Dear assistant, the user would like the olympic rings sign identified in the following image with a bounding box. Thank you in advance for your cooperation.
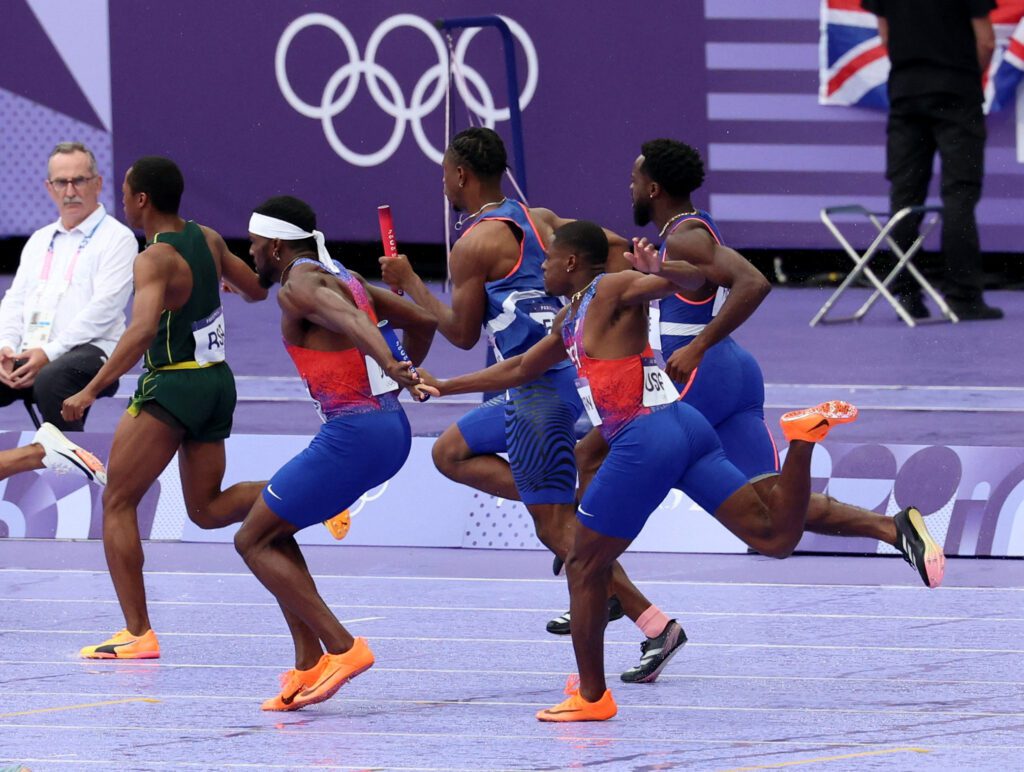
[275,13,539,167]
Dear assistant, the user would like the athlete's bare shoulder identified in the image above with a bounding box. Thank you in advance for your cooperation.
[137,239,179,269]
[451,219,519,278]
[525,206,566,243]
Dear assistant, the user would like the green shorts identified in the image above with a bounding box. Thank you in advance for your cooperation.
[128,362,236,442]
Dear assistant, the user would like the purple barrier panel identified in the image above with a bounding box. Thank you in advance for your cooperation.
[7,2,1022,248]
[0,431,158,539]
[107,1,706,245]
[793,442,1024,557]
[3,431,1023,557]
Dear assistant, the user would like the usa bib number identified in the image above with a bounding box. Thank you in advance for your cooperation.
[191,307,226,365]
[642,363,679,407]
[575,377,602,426]
[365,355,399,395]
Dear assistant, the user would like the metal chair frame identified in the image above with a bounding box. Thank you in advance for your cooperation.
[810,204,958,328]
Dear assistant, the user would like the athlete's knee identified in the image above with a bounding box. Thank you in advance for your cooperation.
[530,504,575,556]
[101,481,144,516]
[742,502,800,559]
[431,431,471,478]
[233,521,260,560]
[565,546,612,590]
[756,517,800,558]
[189,509,220,530]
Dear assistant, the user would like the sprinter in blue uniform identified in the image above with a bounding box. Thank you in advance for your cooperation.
[417,220,859,722]
[560,141,947,683]
[379,128,660,637]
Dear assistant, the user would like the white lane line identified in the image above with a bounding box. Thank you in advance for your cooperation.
[0,761,482,772]
[2,655,1015,683]
[0,763,458,772]
[0,660,1021,687]
[3,598,1022,623]
[1,630,1021,654]
[3,691,1022,718]
[0,568,1019,591]
[771,383,1024,393]
[2,723,1023,751]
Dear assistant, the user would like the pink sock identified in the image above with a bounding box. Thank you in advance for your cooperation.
[636,605,670,638]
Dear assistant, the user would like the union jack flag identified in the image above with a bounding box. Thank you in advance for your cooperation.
[819,0,1024,114]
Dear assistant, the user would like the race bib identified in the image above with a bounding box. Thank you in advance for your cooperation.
[642,363,679,408]
[529,309,556,334]
[575,377,602,426]
[647,301,661,351]
[191,307,226,366]
[304,381,327,424]
[365,355,399,395]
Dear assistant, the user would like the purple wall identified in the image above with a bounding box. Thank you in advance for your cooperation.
[4,1,1022,250]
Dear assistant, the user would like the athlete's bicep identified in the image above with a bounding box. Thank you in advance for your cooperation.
[618,274,681,305]
[699,245,766,291]
[446,244,488,347]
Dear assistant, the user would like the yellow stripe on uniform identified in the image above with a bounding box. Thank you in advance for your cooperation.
[153,360,217,371]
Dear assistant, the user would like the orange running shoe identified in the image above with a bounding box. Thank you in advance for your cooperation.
[261,658,329,711]
[779,400,858,443]
[323,510,351,540]
[79,628,160,659]
[536,675,617,722]
[293,638,375,708]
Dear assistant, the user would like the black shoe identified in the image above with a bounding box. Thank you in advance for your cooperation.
[620,619,687,683]
[947,299,1003,321]
[552,555,564,576]
[893,507,945,588]
[896,291,929,319]
[545,596,624,635]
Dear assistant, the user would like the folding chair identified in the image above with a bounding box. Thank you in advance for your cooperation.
[810,204,958,327]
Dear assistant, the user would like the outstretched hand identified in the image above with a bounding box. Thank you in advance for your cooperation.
[385,360,440,402]
[624,237,662,274]
[411,366,442,401]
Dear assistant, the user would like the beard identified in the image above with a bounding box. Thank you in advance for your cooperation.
[257,267,275,289]
[632,199,652,227]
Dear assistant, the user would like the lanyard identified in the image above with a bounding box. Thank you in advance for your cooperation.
[39,213,106,285]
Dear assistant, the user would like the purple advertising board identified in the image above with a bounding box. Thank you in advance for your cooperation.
[3,0,1023,250]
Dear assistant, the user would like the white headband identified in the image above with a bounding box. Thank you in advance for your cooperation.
[248,212,339,274]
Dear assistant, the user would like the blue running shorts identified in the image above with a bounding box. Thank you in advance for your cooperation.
[262,409,412,529]
[453,366,581,506]
[456,393,508,455]
[505,366,582,506]
[578,401,748,541]
[678,337,779,480]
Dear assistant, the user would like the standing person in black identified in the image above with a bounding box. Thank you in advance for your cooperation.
[863,0,1000,321]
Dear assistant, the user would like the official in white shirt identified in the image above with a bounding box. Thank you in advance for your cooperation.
[0,141,137,431]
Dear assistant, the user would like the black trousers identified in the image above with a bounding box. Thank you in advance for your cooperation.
[0,343,118,431]
[886,92,986,302]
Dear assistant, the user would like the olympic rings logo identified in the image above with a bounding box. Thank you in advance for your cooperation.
[275,13,539,167]
[347,482,389,518]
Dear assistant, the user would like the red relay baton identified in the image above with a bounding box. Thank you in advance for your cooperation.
[378,204,403,295]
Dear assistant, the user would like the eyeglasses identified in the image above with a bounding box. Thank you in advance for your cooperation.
[47,176,97,190]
